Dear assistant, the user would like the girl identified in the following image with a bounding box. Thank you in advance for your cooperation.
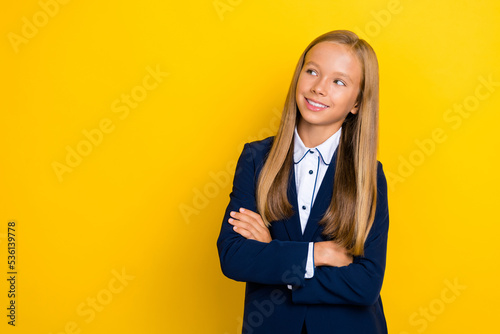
[217,30,389,334]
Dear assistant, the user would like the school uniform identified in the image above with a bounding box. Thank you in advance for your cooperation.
[217,127,389,334]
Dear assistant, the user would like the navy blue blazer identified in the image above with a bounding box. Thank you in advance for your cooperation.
[217,136,389,334]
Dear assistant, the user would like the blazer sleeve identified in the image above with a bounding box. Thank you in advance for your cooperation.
[216,142,311,285]
[291,161,390,306]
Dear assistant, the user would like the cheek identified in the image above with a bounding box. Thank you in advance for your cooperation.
[340,89,359,106]
[295,77,304,93]
[296,73,311,92]
[295,80,305,101]
[350,89,361,105]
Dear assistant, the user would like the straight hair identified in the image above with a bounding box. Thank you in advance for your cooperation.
[256,30,379,256]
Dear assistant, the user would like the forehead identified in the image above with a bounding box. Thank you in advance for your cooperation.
[304,42,362,81]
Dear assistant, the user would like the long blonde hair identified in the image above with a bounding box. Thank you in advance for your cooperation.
[256,30,379,256]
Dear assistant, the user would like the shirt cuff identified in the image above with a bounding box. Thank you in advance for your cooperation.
[305,242,315,278]
[287,242,315,290]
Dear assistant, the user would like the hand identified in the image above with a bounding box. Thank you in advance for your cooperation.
[314,241,353,267]
[228,208,272,243]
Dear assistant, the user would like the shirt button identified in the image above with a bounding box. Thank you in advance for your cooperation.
[309,170,313,174]
[302,205,307,210]
[309,150,314,154]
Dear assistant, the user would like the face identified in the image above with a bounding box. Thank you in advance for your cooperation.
[295,41,362,134]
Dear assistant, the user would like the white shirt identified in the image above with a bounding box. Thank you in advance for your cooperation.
[287,126,342,290]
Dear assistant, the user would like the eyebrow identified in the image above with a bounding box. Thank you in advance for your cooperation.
[304,61,353,82]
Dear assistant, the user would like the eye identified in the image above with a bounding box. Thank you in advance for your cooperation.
[306,69,318,76]
[334,79,346,86]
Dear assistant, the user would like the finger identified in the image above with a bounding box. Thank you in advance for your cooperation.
[228,217,271,243]
[232,216,264,239]
[239,208,266,227]
[229,211,269,239]
[234,226,254,239]
[230,211,260,228]
[228,216,254,230]
[228,217,260,239]
[228,220,256,240]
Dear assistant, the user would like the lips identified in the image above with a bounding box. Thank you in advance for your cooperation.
[304,97,329,111]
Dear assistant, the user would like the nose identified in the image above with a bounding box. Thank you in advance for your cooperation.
[311,79,327,96]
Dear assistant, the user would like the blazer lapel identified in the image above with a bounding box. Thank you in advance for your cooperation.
[302,147,339,241]
[281,166,304,241]
[280,147,339,242]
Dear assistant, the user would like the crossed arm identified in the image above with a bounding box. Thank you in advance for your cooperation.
[217,142,389,306]
[227,207,353,267]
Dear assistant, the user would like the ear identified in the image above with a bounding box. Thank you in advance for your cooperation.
[350,101,360,115]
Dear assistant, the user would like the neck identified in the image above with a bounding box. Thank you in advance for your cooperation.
[297,121,341,148]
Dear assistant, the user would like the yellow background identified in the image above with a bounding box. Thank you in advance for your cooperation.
[1,0,499,333]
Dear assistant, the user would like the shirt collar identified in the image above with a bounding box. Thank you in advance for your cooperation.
[293,126,342,165]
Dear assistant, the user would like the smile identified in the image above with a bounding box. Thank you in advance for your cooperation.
[305,97,329,110]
